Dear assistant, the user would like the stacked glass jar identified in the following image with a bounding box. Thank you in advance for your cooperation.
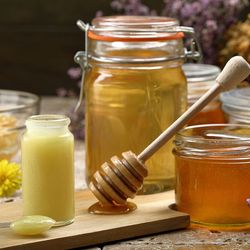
[183,63,225,125]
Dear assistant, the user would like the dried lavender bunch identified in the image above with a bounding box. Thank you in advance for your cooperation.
[219,14,250,84]
[110,0,247,64]
[219,14,250,66]
[111,0,157,15]
[162,0,246,64]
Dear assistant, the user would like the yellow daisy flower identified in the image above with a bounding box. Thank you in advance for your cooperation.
[0,160,21,197]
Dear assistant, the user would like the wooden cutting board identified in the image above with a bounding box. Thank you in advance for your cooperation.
[0,190,189,250]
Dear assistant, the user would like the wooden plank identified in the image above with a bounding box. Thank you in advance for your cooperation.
[0,190,189,250]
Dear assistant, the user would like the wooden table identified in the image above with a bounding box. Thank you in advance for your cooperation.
[6,96,250,249]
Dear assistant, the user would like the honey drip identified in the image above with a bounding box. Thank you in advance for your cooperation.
[88,202,137,215]
[88,151,147,214]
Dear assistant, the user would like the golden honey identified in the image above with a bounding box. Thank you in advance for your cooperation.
[174,124,250,230]
[76,16,201,194]
[188,101,225,125]
[85,63,187,194]
[88,201,137,215]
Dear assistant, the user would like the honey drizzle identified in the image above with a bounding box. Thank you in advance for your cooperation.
[88,202,137,215]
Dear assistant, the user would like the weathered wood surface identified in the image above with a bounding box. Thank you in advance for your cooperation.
[103,230,250,250]
[2,97,250,250]
[0,190,189,250]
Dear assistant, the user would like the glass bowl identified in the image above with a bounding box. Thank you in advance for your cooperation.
[0,90,40,161]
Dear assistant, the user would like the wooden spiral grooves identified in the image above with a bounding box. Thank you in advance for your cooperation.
[89,151,147,206]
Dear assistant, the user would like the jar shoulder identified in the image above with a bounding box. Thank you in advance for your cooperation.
[85,65,187,86]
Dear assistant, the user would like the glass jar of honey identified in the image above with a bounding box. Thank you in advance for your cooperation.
[183,63,225,125]
[220,87,250,124]
[173,124,250,230]
[75,16,201,194]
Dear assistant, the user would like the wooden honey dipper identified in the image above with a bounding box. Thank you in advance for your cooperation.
[88,56,250,214]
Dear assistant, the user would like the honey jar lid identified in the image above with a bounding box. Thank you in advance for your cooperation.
[183,63,221,104]
[220,87,250,111]
[89,16,184,42]
[183,63,221,82]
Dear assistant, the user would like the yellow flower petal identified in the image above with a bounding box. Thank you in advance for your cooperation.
[0,160,21,197]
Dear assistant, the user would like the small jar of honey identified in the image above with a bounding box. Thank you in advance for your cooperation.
[183,63,225,125]
[173,124,250,230]
[75,16,201,194]
[220,87,250,124]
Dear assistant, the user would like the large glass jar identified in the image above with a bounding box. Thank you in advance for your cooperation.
[75,16,201,194]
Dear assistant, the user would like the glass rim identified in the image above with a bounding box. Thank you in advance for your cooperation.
[175,124,250,144]
[220,87,250,110]
[183,63,221,82]
[174,124,250,159]
[0,89,40,113]
[92,15,179,29]
[89,15,184,42]
[26,115,70,127]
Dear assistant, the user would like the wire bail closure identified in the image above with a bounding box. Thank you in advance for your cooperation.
[74,21,89,111]
[74,20,202,111]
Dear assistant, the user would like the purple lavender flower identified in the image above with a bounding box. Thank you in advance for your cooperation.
[180,3,194,18]
[247,198,250,208]
[67,67,82,80]
[164,0,246,64]
[67,102,85,140]
[95,10,103,17]
[111,0,156,16]
[110,0,247,64]
[56,88,68,97]
[191,2,202,14]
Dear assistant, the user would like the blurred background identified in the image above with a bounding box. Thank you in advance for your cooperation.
[0,0,249,96]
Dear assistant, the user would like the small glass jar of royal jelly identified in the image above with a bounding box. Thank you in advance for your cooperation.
[75,16,201,194]
[220,87,250,124]
[173,124,250,231]
[183,63,225,125]
[22,115,75,226]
